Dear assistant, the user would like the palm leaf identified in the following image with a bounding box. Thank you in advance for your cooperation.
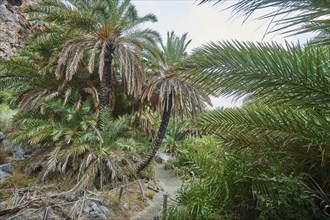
[186,41,330,111]
[197,105,330,164]
[199,0,330,45]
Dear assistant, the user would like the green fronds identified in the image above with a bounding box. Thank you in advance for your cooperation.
[187,41,330,111]
[142,74,211,118]
[142,32,211,117]
[12,100,97,147]
[13,102,141,190]
[161,31,191,67]
[199,0,330,45]
[162,119,196,152]
[26,0,160,104]
[130,105,160,135]
[197,105,330,164]
[0,54,60,111]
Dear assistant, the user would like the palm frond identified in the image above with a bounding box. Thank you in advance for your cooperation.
[197,105,330,164]
[186,41,330,111]
[199,0,330,45]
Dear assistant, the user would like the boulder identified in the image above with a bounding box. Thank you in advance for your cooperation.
[0,169,11,179]
[99,205,110,215]
[0,163,12,172]
[2,139,25,160]
[83,200,111,219]
[154,152,171,164]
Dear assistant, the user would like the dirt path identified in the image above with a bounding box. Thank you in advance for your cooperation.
[131,164,182,220]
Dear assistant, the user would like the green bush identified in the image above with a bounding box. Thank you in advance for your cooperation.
[166,136,325,220]
[12,100,148,190]
[0,103,16,130]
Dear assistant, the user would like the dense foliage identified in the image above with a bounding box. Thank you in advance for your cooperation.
[164,0,330,219]
[167,136,326,219]
[0,0,329,219]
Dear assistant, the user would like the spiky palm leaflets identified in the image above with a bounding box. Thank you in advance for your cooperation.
[187,41,330,107]
[162,119,195,153]
[26,0,160,109]
[0,51,59,111]
[171,1,330,216]
[199,0,330,46]
[134,32,211,173]
[0,47,100,112]
[13,101,140,190]
[188,42,330,170]
[178,40,330,220]
[188,41,330,185]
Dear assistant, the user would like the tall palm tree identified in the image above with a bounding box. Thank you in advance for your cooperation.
[134,32,211,173]
[26,0,160,110]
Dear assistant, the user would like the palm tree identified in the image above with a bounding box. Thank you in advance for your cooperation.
[134,32,211,173]
[26,0,160,110]
[14,101,141,190]
[0,49,99,111]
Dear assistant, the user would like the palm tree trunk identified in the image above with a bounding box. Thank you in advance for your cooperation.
[134,95,173,173]
[99,43,115,110]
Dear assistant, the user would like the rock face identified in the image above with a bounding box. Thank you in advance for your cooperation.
[0,0,30,59]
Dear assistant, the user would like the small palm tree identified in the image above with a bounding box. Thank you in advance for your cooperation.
[162,119,193,153]
[0,49,99,111]
[27,0,160,110]
[134,32,211,173]
[13,101,141,190]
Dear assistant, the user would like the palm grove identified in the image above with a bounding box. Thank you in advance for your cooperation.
[0,0,329,219]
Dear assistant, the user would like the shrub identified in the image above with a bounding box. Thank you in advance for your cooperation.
[12,100,146,190]
[0,103,16,131]
[166,136,326,220]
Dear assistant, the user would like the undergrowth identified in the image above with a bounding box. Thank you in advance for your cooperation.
[166,136,327,220]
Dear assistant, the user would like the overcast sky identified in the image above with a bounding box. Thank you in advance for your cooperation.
[131,0,314,108]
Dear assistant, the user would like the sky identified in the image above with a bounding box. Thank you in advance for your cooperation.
[131,0,314,108]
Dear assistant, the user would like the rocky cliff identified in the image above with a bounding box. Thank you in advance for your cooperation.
[0,0,30,59]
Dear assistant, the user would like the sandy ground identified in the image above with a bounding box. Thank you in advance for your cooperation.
[131,164,182,220]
